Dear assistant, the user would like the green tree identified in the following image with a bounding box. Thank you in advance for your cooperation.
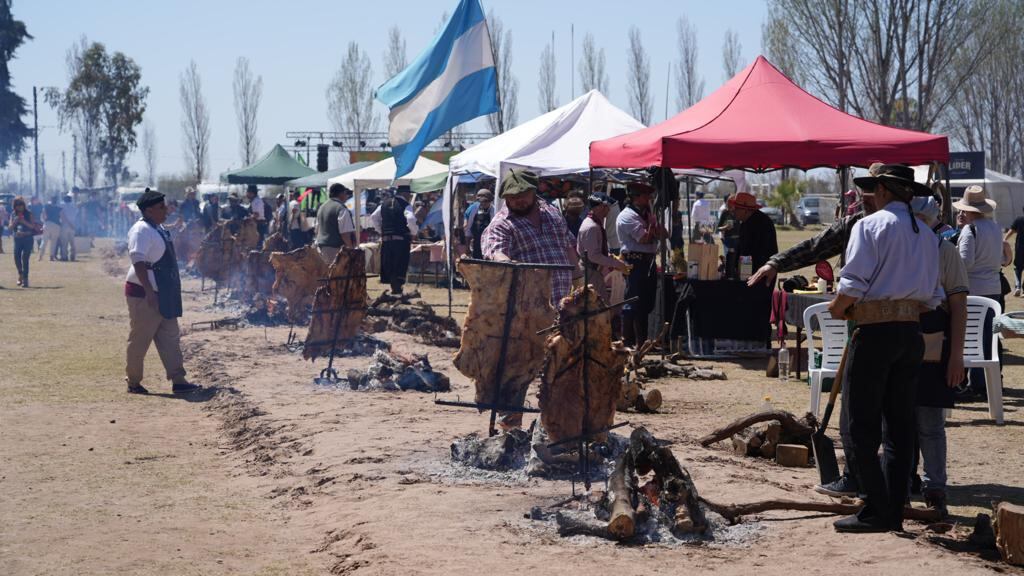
[768,178,805,226]
[46,39,148,187]
[0,0,32,167]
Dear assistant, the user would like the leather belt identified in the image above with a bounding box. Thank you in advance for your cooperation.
[381,235,410,242]
[849,299,926,325]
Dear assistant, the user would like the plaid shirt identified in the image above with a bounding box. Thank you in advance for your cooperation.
[482,200,575,305]
[768,212,864,273]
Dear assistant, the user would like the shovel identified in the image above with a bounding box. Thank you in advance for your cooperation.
[812,329,856,486]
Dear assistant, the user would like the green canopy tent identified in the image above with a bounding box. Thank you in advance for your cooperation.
[221,144,316,185]
[410,171,449,194]
[284,162,373,189]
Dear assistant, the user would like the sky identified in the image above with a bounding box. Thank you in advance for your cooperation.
[5,0,768,188]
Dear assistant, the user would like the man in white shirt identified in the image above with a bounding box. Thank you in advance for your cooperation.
[287,189,306,249]
[124,189,199,395]
[246,185,267,247]
[368,189,419,294]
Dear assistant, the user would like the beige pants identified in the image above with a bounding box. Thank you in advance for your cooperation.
[318,245,340,266]
[60,223,76,259]
[40,225,61,259]
[126,296,186,386]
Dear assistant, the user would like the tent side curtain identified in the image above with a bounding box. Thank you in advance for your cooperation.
[410,171,449,193]
[589,55,949,171]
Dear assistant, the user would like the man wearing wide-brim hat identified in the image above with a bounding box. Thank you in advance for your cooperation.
[615,182,669,346]
[953,184,1004,399]
[728,191,777,276]
[829,163,942,533]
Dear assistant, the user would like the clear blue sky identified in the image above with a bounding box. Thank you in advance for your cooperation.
[6,0,767,185]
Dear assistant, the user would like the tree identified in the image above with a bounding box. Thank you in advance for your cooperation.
[674,16,703,111]
[626,26,652,125]
[722,29,743,79]
[486,10,518,134]
[579,33,608,94]
[46,38,147,188]
[538,34,558,112]
[232,56,262,166]
[762,13,803,85]
[0,0,32,167]
[326,42,378,145]
[383,26,407,79]
[179,60,210,184]
[767,179,805,226]
[141,120,156,185]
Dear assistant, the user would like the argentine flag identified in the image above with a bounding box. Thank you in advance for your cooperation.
[377,0,498,179]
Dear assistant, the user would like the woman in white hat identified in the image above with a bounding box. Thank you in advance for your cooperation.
[953,184,1003,398]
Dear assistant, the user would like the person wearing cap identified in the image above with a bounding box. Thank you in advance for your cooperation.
[577,192,628,304]
[563,195,586,237]
[615,182,669,346]
[200,192,221,233]
[892,195,968,516]
[829,164,942,533]
[369,188,418,294]
[315,183,357,265]
[223,191,248,234]
[123,189,199,395]
[466,189,494,259]
[730,192,777,277]
[60,193,78,262]
[481,168,577,307]
[954,185,1003,399]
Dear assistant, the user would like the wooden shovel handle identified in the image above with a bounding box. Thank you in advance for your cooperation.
[819,328,857,429]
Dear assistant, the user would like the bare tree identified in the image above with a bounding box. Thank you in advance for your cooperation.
[762,13,803,84]
[538,35,558,112]
[141,120,156,185]
[326,42,378,145]
[579,33,608,94]
[383,26,407,79]
[626,26,653,125]
[486,10,518,134]
[54,38,101,187]
[179,60,210,184]
[722,29,743,79]
[232,56,262,167]
[674,16,704,111]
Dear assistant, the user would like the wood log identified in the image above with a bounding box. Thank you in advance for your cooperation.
[607,446,636,540]
[700,497,943,525]
[995,502,1024,565]
[629,427,707,533]
[776,444,810,467]
[636,389,662,412]
[556,510,613,539]
[731,428,761,457]
[699,410,816,447]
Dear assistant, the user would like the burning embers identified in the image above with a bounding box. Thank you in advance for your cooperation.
[363,291,461,347]
[341,349,450,393]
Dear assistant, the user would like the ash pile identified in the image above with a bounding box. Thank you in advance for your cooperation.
[364,291,461,347]
[339,349,450,393]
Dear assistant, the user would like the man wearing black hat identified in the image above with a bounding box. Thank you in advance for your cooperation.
[123,189,199,395]
[200,192,220,233]
[577,192,627,304]
[615,182,668,347]
[829,164,941,533]
[369,188,418,294]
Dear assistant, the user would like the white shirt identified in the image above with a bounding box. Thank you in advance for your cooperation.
[125,219,166,291]
[691,199,712,225]
[337,204,356,235]
[288,200,302,230]
[605,203,621,251]
[249,196,266,221]
[369,203,419,236]
[616,205,658,254]
[958,216,1003,296]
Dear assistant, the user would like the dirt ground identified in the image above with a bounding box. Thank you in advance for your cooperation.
[1,232,1022,576]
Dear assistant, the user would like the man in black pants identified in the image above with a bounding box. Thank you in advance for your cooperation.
[829,164,941,533]
[615,182,668,347]
[369,189,418,294]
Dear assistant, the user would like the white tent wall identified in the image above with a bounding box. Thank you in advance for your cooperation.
[912,166,1024,229]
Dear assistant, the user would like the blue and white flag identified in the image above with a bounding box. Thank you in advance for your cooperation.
[377,0,498,179]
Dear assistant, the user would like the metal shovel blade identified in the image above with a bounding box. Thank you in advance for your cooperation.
[812,431,840,486]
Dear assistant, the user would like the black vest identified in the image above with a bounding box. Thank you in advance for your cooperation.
[380,196,410,238]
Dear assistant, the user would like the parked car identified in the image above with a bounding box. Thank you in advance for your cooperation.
[760,206,784,225]
[796,196,821,225]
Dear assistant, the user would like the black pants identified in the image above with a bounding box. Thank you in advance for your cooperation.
[14,235,33,280]
[621,252,656,346]
[380,238,411,294]
[289,229,306,250]
[846,322,923,526]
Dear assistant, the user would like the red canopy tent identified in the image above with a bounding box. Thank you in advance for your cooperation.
[590,56,949,171]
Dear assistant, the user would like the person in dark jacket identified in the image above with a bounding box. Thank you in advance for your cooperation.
[200,193,220,232]
[731,192,778,275]
[369,189,418,294]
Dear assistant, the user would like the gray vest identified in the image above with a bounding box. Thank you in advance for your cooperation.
[315,198,345,248]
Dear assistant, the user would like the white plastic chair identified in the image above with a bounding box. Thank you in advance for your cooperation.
[963,295,1003,424]
[803,302,849,418]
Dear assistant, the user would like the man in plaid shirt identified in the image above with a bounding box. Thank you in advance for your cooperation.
[482,169,577,306]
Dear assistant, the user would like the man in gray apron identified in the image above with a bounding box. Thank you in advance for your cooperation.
[124,189,199,395]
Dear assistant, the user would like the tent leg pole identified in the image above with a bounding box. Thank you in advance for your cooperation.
[943,164,952,226]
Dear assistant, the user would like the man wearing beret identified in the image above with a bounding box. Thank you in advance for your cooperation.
[481,168,577,307]
[123,189,199,395]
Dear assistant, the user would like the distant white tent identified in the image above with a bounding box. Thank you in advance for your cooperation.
[914,166,1024,228]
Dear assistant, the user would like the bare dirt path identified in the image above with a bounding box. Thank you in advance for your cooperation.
[2,238,1022,575]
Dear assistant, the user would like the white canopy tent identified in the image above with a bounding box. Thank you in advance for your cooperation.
[913,166,1024,228]
[442,90,645,244]
[327,155,447,235]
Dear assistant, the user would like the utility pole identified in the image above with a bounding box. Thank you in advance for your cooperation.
[570,24,575,99]
[72,133,78,188]
[33,86,39,199]
[62,150,67,192]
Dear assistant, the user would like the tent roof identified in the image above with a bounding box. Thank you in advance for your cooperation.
[590,56,949,172]
[410,171,449,193]
[284,162,373,188]
[327,155,447,193]
[450,90,644,178]
[223,144,316,184]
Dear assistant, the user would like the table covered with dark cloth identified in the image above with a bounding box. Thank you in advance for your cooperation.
[778,291,833,329]
[674,279,772,342]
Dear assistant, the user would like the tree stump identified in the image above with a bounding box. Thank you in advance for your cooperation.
[995,502,1024,566]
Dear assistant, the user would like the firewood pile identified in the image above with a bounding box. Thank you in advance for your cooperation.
[699,409,816,465]
[363,291,461,347]
[341,349,450,393]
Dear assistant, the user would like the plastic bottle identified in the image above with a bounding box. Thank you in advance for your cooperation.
[778,347,790,382]
[817,277,828,293]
